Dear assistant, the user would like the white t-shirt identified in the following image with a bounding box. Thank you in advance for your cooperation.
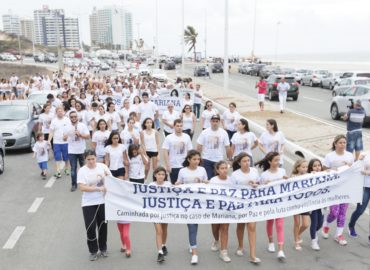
[201,109,219,129]
[222,110,240,131]
[65,122,90,154]
[120,129,140,148]
[182,113,194,131]
[149,181,172,187]
[162,133,193,168]
[128,155,147,179]
[119,108,132,125]
[209,176,233,185]
[49,117,70,144]
[362,151,370,187]
[39,112,54,134]
[138,101,158,122]
[259,131,286,154]
[193,89,203,104]
[231,131,257,157]
[323,151,354,170]
[178,167,208,184]
[260,168,286,184]
[107,111,121,130]
[92,130,111,157]
[77,163,111,207]
[231,168,259,185]
[197,128,230,162]
[142,130,157,152]
[105,144,127,170]
[32,141,49,163]
[96,113,112,126]
[162,110,180,133]
[87,110,99,131]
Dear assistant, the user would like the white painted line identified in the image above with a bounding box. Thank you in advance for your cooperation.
[3,226,25,249]
[27,197,44,213]
[302,96,324,102]
[44,177,56,188]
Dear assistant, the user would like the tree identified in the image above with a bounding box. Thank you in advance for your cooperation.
[184,26,198,61]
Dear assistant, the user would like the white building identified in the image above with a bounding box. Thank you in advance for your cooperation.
[89,6,133,50]
[2,12,20,35]
[20,19,34,41]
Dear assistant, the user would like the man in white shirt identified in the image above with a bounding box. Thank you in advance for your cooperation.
[9,73,18,97]
[193,84,203,121]
[277,77,290,113]
[137,92,159,124]
[163,119,193,184]
[196,114,231,179]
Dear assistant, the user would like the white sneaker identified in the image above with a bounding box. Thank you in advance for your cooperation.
[267,243,275,253]
[189,247,192,254]
[211,241,219,251]
[322,226,330,239]
[311,239,320,251]
[191,255,198,265]
[235,249,244,256]
[277,250,286,260]
[335,235,347,246]
[219,250,231,263]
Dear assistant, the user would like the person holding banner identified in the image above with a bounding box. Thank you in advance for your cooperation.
[77,149,111,261]
[181,105,196,140]
[149,167,171,263]
[256,152,288,261]
[162,102,180,137]
[210,161,233,262]
[231,153,261,264]
[163,119,193,184]
[176,150,208,265]
[200,101,219,130]
[140,118,160,179]
[322,134,354,245]
[127,144,148,184]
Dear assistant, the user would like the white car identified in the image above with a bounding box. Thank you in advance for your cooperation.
[139,65,150,75]
[151,69,168,82]
[330,85,370,123]
[340,71,370,79]
[320,72,343,90]
[332,77,370,97]
[301,70,329,87]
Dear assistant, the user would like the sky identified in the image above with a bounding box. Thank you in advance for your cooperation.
[1,0,370,58]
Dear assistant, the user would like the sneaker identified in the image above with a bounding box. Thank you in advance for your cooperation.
[125,251,131,258]
[100,250,108,257]
[219,250,231,263]
[89,253,98,261]
[277,250,286,261]
[294,242,302,251]
[42,173,47,180]
[249,257,262,264]
[191,254,198,265]
[311,239,320,251]
[54,172,62,178]
[322,226,330,239]
[64,168,70,176]
[235,249,244,256]
[267,242,275,253]
[211,240,219,251]
[70,185,77,192]
[162,245,168,255]
[157,253,165,263]
[335,235,347,246]
[196,119,200,122]
[348,227,358,238]
[189,247,192,254]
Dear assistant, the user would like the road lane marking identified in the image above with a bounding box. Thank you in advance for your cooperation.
[302,96,324,102]
[3,226,25,249]
[27,197,44,213]
[44,177,56,188]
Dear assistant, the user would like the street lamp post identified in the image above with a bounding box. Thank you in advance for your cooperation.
[155,0,159,68]
[17,34,23,64]
[223,0,229,92]
[274,21,281,65]
[251,0,257,60]
[181,0,185,77]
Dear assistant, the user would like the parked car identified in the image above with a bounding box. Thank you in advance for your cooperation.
[151,69,168,82]
[340,71,370,79]
[163,61,176,70]
[0,133,4,174]
[320,72,344,90]
[194,66,207,77]
[280,68,295,75]
[27,90,60,106]
[238,63,249,73]
[266,75,300,101]
[139,64,150,76]
[115,64,127,74]
[249,64,266,76]
[332,77,370,97]
[100,62,110,71]
[301,70,329,87]
[0,53,17,61]
[292,69,310,83]
[44,54,57,63]
[128,68,139,77]
[330,85,370,123]
[240,63,255,74]
[34,54,45,62]
[171,56,182,64]
[211,63,223,73]
[259,66,281,79]
[0,100,41,151]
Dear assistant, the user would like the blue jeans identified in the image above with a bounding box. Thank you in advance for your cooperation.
[169,167,181,184]
[349,187,370,228]
[346,130,363,153]
[203,159,216,179]
[187,224,198,248]
[309,209,323,239]
[69,153,84,187]
[193,103,201,119]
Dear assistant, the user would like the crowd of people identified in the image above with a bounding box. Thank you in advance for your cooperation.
[1,68,369,266]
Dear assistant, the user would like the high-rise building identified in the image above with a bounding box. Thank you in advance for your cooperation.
[20,19,34,41]
[89,6,133,50]
[33,5,80,49]
[2,12,20,35]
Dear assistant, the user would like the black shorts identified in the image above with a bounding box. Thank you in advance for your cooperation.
[111,167,125,177]
[300,212,310,216]
[146,151,158,158]
[130,178,145,184]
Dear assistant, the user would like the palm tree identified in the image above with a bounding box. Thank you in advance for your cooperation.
[184,26,198,61]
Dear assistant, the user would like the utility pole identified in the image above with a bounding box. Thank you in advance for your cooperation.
[17,34,23,64]
[274,21,281,64]
[251,0,257,60]
[223,0,229,92]
[55,11,63,74]
[181,0,185,77]
[204,9,207,61]
[155,0,159,68]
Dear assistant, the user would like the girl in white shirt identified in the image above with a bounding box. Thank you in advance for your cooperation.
[91,119,111,163]
[222,102,240,140]
[127,144,148,184]
[209,161,232,263]
[181,104,196,140]
[96,105,112,131]
[120,117,140,149]
[140,118,160,179]
[231,119,258,163]
[106,101,121,132]
[104,131,129,179]
[231,153,261,264]
[32,133,49,179]
[259,119,286,165]
[200,100,218,129]
[256,152,288,261]
[39,104,54,141]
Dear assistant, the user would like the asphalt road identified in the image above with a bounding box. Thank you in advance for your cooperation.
[1,118,370,270]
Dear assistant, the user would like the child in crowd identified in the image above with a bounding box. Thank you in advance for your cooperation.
[32,133,49,179]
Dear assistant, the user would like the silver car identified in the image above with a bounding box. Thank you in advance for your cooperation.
[0,133,4,174]
[0,100,41,151]
[301,70,329,87]
[320,72,343,90]
[332,77,370,97]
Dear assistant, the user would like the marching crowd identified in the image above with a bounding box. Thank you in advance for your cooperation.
[1,68,370,266]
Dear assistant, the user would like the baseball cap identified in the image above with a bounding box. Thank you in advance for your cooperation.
[211,114,221,120]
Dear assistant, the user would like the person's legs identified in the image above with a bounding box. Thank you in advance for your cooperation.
[236,223,245,251]
[187,224,198,254]
[298,215,310,238]
[219,224,229,251]
[68,154,78,187]
[122,224,131,251]
[266,219,274,243]
[154,224,163,251]
[169,167,181,184]
[212,224,220,242]
[354,131,363,161]
[247,222,257,260]
[310,210,318,240]
[82,205,99,254]
[96,204,107,252]
[203,159,215,179]
[161,224,168,247]
[276,218,284,251]
[346,132,355,155]
[293,215,300,244]
[349,187,370,228]
[336,203,349,236]
[117,223,125,248]
[326,204,340,224]
[61,144,70,171]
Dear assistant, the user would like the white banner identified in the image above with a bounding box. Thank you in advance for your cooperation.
[105,162,364,224]
[99,94,122,110]
[152,96,184,114]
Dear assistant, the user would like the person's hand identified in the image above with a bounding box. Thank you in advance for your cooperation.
[361,170,367,176]
[166,164,171,173]
[248,181,259,188]
[63,134,68,141]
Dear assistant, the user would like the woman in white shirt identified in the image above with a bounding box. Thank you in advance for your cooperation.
[182,92,193,107]
[209,161,233,263]
[96,105,112,131]
[222,102,240,140]
[140,118,160,179]
[77,149,111,261]
[130,96,141,114]
[175,150,208,265]
[256,152,288,261]
[200,100,218,130]
[39,103,54,141]
[259,119,286,165]
[106,102,121,132]
[321,134,354,246]
[120,117,140,149]
[162,102,180,137]
[91,119,111,163]
[181,104,196,140]
[231,119,258,164]
[231,153,261,264]
[127,144,148,184]
[104,131,129,179]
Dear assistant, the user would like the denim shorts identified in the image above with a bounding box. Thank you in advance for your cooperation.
[38,161,48,170]
[53,144,69,161]
[346,130,363,153]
